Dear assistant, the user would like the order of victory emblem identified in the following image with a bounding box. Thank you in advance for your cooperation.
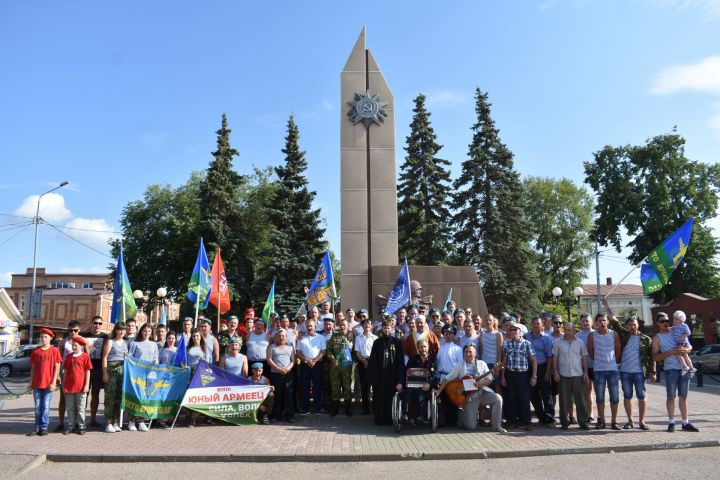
[348,91,388,128]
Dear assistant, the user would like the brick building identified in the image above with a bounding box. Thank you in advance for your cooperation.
[578,277,658,331]
[5,267,179,340]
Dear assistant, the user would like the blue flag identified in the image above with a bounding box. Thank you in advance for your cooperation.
[187,238,212,309]
[304,251,336,307]
[173,332,187,367]
[110,248,137,324]
[443,288,453,313]
[385,258,411,314]
[120,357,190,420]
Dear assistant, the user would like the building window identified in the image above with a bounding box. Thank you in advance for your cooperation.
[82,282,93,289]
[48,282,76,289]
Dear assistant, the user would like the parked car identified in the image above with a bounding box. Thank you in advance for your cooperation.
[0,345,39,378]
[690,344,720,373]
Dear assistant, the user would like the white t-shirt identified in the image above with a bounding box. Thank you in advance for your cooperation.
[354,332,378,359]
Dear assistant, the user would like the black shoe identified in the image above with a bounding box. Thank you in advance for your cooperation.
[284,416,295,423]
[53,425,65,433]
[89,419,101,428]
[77,429,86,435]
[681,423,699,432]
[39,429,48,436]
[63,429,71,435]
[27,430,39,436]
[667,423,676,432]
[331,402,340,417]
[579,423,590,430]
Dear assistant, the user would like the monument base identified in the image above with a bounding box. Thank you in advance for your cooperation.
[371,265,488,316]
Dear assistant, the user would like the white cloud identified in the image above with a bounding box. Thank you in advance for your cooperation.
[321,99,334,111]
[645,0,720,21]
[14,192,72,223]
[649,55,720,95]
[707,107,720,134]
[1,271,12,287]
[424,90,471,109]
[63,218,120,247]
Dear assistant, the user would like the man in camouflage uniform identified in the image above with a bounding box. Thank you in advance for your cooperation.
[217,315,242,357]
[327,318,354,416]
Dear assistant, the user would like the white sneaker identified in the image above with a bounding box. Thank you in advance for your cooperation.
[689,367,697,379]
[113,423,122,432]
[128,422,137,431]
[681,368,689,376]
[137,422,149,432]
[105,425,115,433]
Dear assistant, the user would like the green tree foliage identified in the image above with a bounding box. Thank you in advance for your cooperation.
[523,177,594,302]
[112,116,280,315]
[257,115,326,313]
[198,113,252,305]
[451,88,541,314]
[584,134,720,303]
[397,94,452,264]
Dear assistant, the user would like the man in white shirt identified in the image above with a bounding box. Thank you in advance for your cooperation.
[552,322,590,430]
[297,319,326,415]
[354,317,377,415]
[436,344,505,433]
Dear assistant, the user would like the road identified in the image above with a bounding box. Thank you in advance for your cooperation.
[2,447,718,479]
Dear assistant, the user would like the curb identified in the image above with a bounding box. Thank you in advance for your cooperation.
[42,440,719,463]
[18,454,47,475]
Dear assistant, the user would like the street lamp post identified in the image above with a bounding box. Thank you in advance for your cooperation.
[157,287,167,325]
[29,181,69,341]
[552,286,584,323]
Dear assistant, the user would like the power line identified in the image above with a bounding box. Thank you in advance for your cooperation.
[45,222,122,235]
[0,212,33,220]
[45,223,113,258]
[0,224,31,247]
[0,222,33,232]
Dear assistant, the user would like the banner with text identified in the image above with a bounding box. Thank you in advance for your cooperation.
[121,357,190,420]
[180,360,271,425]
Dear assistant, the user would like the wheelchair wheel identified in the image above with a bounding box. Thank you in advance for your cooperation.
[429,391,438,432]
[392,392,402,433]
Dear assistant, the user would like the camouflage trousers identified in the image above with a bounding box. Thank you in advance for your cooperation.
[329,366,353,402]
[104,361,123,420]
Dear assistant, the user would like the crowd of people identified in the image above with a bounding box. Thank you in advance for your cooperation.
[26,300,701,436]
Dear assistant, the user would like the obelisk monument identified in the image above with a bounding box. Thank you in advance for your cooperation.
[340,28,398,311]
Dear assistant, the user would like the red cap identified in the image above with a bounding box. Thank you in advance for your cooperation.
[244,308,255,319]
[37,328,55,338]
[220,319,228,325]
[71,336,88,346]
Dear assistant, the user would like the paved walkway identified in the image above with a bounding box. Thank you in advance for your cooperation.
[0,383,717,461]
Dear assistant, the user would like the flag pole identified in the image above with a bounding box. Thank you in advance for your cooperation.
[194,286,200,328]
[602,260,644,301]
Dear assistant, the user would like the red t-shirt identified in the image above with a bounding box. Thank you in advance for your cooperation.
[30,346,62,389]
[62,352,93,394]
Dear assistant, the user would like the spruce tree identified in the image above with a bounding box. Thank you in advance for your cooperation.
[451,88,541,314]
[397,94,453,264]
[198,113,251,305]
[260,115,326,313]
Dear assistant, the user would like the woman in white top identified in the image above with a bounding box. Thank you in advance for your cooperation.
[158,331,178,365]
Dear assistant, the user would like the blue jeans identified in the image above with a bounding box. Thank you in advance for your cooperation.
[300,363,322,413]
[664,369,690,399]
[620,372,646,400]
[594,370,620,404]
[33,388,53,431]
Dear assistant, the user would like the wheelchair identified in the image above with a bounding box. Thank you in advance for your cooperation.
[391,367,438,433]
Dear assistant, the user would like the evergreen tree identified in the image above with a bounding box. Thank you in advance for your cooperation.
[198,113,251,306]
[451,88,541,314]
[259,115,327,313]
[397,94,453,264]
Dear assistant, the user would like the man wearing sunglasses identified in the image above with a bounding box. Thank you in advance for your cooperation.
[82,316,108,428]
[652,311,699,432]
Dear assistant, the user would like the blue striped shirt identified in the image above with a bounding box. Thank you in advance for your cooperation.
[619,336,642,373]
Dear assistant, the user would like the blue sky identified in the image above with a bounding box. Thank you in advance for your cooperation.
[1,0,718,293]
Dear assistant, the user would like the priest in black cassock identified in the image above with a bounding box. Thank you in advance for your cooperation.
[368,320,405,425]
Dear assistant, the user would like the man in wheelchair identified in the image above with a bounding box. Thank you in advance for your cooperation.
[399,339,438,424]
